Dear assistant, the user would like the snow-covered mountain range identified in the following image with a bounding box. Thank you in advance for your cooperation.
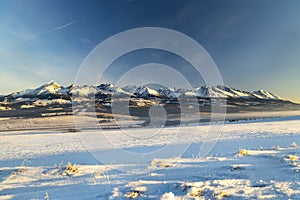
[0,80,285,103]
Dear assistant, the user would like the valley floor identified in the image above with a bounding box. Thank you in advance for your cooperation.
[0,114,300,199]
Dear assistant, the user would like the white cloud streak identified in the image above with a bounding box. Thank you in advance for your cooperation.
[49,19,80,33]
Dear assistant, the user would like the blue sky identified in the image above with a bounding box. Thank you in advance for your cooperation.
[0,0,300,102]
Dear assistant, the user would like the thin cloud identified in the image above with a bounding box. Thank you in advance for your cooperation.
[29,19,82,38]
[50,20,80,32]
[81,38,92,44]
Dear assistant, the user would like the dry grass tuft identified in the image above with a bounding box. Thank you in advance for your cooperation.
[238,149,250,156]
[12,159,30,175]
[151,159,172,168]
[215,191,228,199]
[92,165,111,184]
[124,191,141,199]
[124,186,147,199]
[63,162,79,176]
[287,155,299,161]
[188,186,203,197]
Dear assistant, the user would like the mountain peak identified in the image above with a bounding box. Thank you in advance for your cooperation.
[134,86,160,97]
[47,80,55,84]
[44,80,60,87]
[38,81,62,94]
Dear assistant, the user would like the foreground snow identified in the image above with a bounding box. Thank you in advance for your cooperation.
[0,116,300,199]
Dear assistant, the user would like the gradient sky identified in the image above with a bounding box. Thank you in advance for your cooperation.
[0,0,300,102]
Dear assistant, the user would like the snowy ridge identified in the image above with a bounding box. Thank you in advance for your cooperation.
[134,86,161,98]
[10,80,65,100]
[252,89,281,100]
[1,81,288,104]
[182,85,282,100]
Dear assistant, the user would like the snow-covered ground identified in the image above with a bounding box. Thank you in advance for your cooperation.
[1,115,300,199]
